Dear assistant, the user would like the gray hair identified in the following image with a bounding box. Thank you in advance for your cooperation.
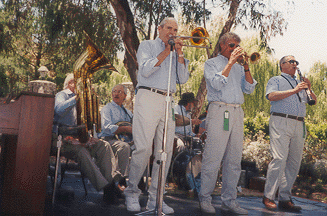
[112,84,127,95]
[63,73,74,89]
[279,55,294,71]
[159,17,177,28]
[218,32,241,52]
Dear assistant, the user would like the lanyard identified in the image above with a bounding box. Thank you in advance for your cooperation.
[281,75,301,103]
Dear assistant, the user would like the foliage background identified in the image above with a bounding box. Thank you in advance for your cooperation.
[0,0,327,182]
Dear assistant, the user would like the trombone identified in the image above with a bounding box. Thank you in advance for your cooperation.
[170,27,212,49]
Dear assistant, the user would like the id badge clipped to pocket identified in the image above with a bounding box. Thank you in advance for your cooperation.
[223,111,229,131]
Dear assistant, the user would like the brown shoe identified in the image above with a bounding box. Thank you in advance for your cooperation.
[262,197,277,210]
[278,200,302,212]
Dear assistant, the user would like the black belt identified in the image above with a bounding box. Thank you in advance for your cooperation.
[138,86,172,96]
[271,112,304,122]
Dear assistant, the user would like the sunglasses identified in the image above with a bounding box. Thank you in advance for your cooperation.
[283,60,299,65]
[228,43,236,48]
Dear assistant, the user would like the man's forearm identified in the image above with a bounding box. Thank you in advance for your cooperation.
[267,89,296,101]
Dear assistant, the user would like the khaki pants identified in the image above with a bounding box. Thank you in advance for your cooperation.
[199,102,244,205]
[124,89,175,201]
[104,137,131,177]
[52,134,119,191]
[264,115,305,201]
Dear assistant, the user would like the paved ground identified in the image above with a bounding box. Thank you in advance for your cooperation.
[43,170,327,216]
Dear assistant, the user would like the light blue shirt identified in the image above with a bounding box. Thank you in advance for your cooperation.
[204,54,257,104]
[98,101,133,137]
[266,72,307,117]
[53,89,77,127]
[174,104,195,137]
[136,37,190,92]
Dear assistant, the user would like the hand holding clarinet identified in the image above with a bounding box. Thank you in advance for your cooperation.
[297,67,316,105]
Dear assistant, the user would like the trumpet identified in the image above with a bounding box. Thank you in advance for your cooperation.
[237,51,261,65]
[170,27,212,49]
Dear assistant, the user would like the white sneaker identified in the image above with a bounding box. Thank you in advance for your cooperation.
[146,200,174,215]
[200,201,216,214]
[221,201,248,215]
[125,196,141,212]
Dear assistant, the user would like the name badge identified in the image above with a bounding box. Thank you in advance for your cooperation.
[224,111,229,131]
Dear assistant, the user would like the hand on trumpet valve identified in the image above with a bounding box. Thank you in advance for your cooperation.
[237,53,249,66]
[230,46,243,64]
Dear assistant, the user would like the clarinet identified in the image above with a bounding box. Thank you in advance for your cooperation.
[297,67,315,105]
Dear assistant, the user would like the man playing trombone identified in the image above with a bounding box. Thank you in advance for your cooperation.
[262,55,317,212]
[199,32,257,215]
[124,17,190,214]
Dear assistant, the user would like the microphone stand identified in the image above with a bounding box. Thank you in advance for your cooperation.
[136,39,175,216]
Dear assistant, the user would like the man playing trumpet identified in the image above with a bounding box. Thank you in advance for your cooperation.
[199,32,257,215]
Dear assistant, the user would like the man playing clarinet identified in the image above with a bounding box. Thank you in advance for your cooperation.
[263,55,317,212]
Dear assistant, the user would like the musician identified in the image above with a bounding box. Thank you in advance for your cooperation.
[124,17,190,214]
[53,73,124,205]
[174,92,202,138]
[199,32,257,215]
[262,55,317,212]
[98,84,132,177]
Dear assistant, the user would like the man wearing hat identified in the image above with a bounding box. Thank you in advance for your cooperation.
[174,92,202,137]
[174,92,203,196]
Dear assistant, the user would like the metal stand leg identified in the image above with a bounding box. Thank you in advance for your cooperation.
[52,135,62,205]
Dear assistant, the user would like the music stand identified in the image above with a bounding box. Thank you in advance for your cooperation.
[136,40,175,216]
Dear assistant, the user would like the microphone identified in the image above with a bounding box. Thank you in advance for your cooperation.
[168,38,175,46]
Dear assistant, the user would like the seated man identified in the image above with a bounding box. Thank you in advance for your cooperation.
[98,84,133,178]
[53,73,124,205]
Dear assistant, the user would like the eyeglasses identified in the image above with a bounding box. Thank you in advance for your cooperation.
[283,60,299,65]
[112,90,124,94]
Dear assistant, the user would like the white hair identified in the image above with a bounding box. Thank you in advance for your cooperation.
[63,73,74,89]
[159,17,177,27]
[112,84,127,95]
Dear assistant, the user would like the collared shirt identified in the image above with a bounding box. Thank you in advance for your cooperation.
[266,72,307,117]
[204,54,257,104]
[98,101,133,137]
[174,104,195,137]
[136,37,190,92]
[53,88,77,128]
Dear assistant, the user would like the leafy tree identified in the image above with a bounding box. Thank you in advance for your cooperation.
[306,61,327,121]
[0,0,122,91]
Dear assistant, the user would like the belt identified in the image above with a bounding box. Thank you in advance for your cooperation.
[271,112,304,122]
[212,101,241,108]
[138,86,172,96]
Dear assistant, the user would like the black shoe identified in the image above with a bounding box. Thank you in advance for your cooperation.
[116,177,127,198]
[278,199,302,212]
[138,178,147,193]
[119,177,127,188]
[103,181,120,205]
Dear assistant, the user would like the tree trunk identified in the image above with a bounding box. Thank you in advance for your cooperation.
[193,0,241,118]
[108,0,139,88]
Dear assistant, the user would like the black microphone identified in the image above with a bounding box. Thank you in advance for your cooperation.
[168,38,175,46]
